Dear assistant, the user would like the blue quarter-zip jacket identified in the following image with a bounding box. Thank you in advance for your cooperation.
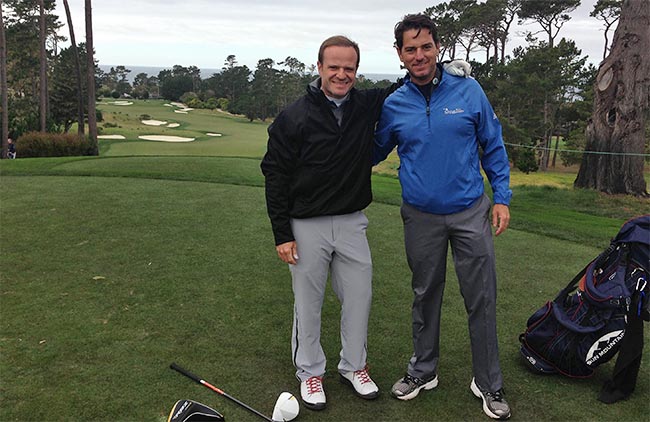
[374,66,512,215]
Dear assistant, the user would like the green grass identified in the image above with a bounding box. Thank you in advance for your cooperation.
[97,100,269,158]
[1,100,649,421]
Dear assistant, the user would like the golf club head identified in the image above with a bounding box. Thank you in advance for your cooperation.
[168,399,225,422]
[271,392,299,422]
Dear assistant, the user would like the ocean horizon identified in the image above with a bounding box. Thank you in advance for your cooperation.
[99,64,402,83]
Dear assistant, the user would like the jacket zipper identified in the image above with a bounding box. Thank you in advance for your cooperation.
[414,84,431,128]
[425,94,431,129]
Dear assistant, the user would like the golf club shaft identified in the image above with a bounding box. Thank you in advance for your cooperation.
[170,363,273,422]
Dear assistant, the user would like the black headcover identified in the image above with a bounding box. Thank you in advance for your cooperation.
[168,399,225,422]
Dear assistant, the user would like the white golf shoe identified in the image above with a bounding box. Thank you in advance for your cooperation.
[300,376,326,410]
[340,366,379,400]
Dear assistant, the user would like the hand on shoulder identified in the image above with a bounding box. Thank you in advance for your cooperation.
[442,60,472,78]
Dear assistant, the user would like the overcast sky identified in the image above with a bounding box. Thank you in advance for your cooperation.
[54,0,609,75]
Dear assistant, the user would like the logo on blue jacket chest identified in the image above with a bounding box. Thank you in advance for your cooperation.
[443,107,464,115]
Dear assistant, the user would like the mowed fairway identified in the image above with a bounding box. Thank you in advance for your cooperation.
[98,99,270,157]
[1,100,648,421]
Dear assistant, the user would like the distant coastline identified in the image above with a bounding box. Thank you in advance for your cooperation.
[99,64,402,83]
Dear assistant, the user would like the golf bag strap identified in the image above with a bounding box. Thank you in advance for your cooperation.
[598,302,645,403]
[553,263,590,305]
[553,242,620,305]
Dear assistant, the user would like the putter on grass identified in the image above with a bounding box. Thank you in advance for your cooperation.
[167,399,225,422]
[170,363,299,422]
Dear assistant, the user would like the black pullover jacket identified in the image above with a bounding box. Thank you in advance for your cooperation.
[261,80,394,245]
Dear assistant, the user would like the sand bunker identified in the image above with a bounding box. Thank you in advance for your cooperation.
[142,120,167,126]
[167,123,180,128]
[110,101,133,106]
[138,135,195,142]
[164,102,193,113]
[206,133,222,137]
[98,135,126,140]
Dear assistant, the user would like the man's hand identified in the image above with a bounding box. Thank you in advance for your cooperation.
[492,204,510,236]
[442,60,472,78]
[276,241,299,264]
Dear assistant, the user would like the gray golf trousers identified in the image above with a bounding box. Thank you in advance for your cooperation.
[402,194,504,392]
[289,211,372,382]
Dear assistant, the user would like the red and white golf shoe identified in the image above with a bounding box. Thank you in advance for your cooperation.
[300,376,326,410]
[340,366,379,400]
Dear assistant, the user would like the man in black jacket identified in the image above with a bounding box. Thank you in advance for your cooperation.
[260,35,388,411]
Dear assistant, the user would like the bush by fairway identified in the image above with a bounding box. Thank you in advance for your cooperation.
[1,100,648,421]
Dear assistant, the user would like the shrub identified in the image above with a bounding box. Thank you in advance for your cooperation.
[186,98,204,109]
[98,86,112,97]
[204,97,219,110]
[111,91,120,99]
[515,148,539,174]
[216,98,229,111]
[16,132,94,158]
[202,89,216,101]
[180,91,199,104]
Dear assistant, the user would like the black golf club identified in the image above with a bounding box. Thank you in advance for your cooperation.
[170,363,273,422]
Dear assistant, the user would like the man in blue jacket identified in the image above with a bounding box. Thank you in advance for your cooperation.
[374,14,512,420]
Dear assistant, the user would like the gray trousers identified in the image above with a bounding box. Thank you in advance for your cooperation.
[402,194,504,392]
[289,211,373,382]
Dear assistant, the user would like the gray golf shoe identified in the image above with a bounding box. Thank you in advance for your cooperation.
[470,378,511,420]
[390,373,438,400]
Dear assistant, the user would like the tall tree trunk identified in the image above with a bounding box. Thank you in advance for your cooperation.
[0,5,8,158]
[39,0,47,132]
[85,0,98,154]
[575,0,649,196]
[551,136,560,168]
[539,94,550,171]
[63,0,84,135]
[500,38,506,63]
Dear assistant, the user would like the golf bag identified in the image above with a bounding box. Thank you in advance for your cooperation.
[519,215,650,382]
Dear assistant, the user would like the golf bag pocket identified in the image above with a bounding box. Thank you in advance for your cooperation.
[520,291,627,377]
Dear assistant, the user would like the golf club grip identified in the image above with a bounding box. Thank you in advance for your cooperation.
[170,362,202,384]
